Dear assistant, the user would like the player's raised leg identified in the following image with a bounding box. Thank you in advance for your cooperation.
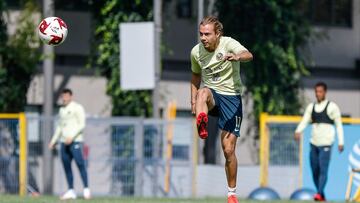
[195,88,215,139]
[221,130,238,203]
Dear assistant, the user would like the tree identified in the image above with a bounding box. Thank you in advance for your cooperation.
[0,0,40,112]
[88,1,156,195]
[216,0,311,119]
[0,1,8,101]
[89,0,153,117]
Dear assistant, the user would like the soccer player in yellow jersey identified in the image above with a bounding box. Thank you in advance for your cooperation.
[49,89,90,200]
[190,16,253,203]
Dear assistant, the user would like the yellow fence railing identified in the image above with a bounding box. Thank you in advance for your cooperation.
[0,113,27,196]
[259,112,360,187]
[164,101,177,193]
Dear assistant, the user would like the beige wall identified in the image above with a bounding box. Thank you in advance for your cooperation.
[27,74,112,117]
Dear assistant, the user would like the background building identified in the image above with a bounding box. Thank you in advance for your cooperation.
[5,0,359,165]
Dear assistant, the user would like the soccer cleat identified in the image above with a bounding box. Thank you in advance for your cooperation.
[196,112,208,139]
[314,193,326,201]
[83,188,91,199]
[60,189,77,200]
[227,195,239,203]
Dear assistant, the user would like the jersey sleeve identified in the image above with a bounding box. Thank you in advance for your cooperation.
[190,47,201,74]
[295,104,313,133]
[329,102,344,145]
[50,109,63,145]
[50,122,61,145]
[70,104,86,139]
[226,37,248,54]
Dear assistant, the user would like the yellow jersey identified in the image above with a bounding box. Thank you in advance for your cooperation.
[191,36,248,95]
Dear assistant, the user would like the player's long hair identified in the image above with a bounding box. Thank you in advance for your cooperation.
[200,16,223,36]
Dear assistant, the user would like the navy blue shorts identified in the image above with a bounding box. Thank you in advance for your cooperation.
[208,88,243,137]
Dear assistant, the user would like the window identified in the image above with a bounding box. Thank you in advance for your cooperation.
[308,0,352,27]
[54,0,90,11]
[4,0,19,8]
[176,0,192,18]
[334,0,352,26]
[4,0,90,11]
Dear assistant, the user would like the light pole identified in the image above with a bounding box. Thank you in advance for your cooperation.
[198,0,204,27]
[42,0,54,194]
[153,0,162,118]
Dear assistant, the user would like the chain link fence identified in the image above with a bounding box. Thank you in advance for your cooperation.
[0,119,19,194]
[0,115,195,197]
[267,123,301,197]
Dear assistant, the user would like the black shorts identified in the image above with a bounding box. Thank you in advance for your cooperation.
[208,88,243,137]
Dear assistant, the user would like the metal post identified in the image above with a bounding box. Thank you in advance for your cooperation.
[42,0,54,194]
[18,113,27,196]
[152,124,160,197]
[153,0,162,118]
[207,0,216,15]
[152,0,162,197]
[198,0,204,29]
[134,120,144,196]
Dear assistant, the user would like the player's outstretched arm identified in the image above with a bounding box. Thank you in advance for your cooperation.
[224,51,253,62]
[294,104,312,141]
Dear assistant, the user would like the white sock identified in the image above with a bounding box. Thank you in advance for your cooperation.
[228,187,236,197]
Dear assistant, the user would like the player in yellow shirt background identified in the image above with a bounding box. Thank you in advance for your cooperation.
[48,88,91,200]
[190,16,253,203]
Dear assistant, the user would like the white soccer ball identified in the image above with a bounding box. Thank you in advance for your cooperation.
[38,17,68,46]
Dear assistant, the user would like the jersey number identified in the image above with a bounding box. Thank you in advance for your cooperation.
[234,116,242,132]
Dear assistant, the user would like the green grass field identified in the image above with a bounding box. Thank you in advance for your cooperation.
[0,195,342,203]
